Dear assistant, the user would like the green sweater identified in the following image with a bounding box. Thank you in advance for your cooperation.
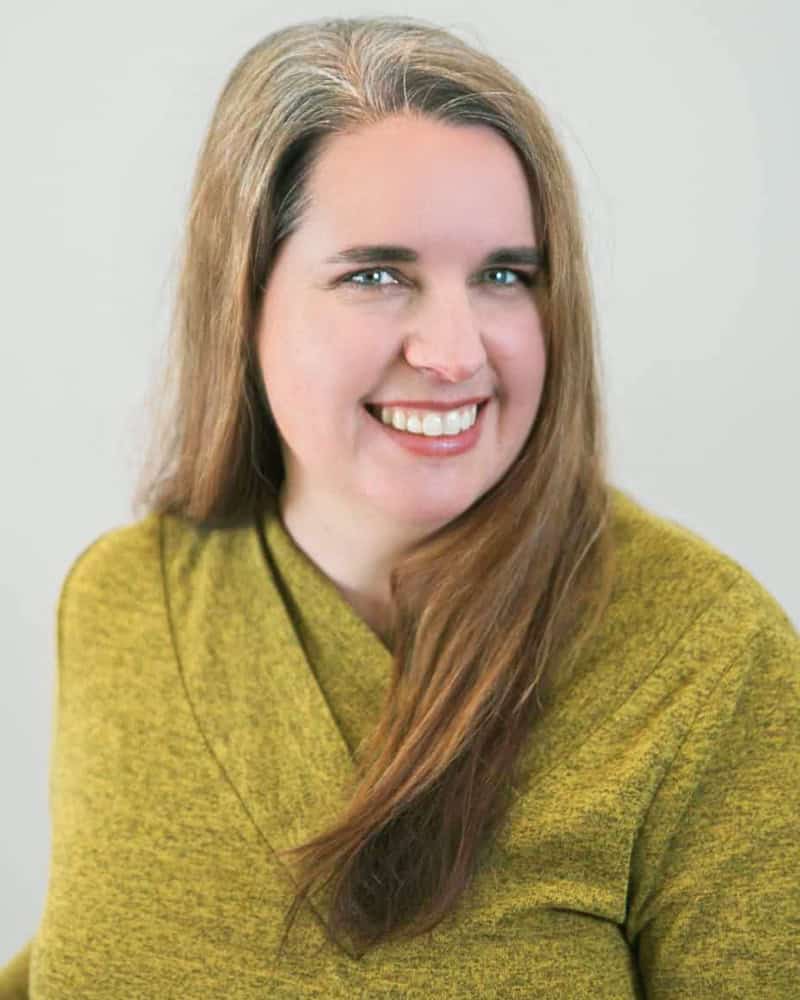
[2,486,798,998]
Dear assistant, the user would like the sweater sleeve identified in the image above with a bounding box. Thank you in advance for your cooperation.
[625,602,800,998]
[0,539,99,1000]
[0,941,30,999]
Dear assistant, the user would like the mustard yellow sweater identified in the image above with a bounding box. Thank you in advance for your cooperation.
[2,486,799,998]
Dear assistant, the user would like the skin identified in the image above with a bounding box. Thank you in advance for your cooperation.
[254,112,547,645]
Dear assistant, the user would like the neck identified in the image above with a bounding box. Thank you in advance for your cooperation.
[277,486,410,647]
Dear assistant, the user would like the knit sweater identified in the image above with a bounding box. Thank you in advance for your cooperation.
[2,486,798,998]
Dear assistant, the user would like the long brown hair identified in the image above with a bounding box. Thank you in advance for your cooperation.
[133,14,617,957]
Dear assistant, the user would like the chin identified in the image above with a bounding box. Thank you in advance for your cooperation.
[370,488,484,533]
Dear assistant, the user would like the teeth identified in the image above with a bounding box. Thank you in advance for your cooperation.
[422,413,442,437]
[434,410,464,436]
[378,403,479,436]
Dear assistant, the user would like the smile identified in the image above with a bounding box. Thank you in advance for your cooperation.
[365,402,483,437]
[363,400,490,457]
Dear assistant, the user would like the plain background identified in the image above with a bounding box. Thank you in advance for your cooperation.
[1,0,797,964]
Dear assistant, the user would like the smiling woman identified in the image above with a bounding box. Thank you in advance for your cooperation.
[2,12,798,1000]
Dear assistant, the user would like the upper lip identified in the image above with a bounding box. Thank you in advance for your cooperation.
[366,396,490,411]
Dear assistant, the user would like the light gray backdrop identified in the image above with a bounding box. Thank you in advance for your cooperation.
[2,0,798,964]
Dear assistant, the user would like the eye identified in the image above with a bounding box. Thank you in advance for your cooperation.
[341,268,401,289]
[482,268,535,288]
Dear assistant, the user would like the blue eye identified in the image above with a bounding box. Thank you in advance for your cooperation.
[483,268,534,288]
[341,267,535,289]
[344,268,399,288]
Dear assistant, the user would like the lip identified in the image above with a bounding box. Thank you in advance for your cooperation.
[364,398,489,457]
[366,396,490,412]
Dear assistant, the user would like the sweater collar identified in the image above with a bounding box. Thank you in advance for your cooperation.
[162,498,392,957]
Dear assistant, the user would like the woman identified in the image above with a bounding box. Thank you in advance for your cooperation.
[2,14,798,998]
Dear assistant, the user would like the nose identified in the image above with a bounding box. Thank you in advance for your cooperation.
[402,292,487,383]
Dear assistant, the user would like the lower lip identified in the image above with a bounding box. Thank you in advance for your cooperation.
[364,402,489,457]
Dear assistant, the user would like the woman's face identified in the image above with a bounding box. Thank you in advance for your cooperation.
[255,112,547,531]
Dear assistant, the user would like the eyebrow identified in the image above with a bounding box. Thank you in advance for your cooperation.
[323,244,544,268]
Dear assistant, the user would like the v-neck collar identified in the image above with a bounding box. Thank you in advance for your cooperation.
[259,500,394,757]
[161,501,392,958]
[159,488,655,959]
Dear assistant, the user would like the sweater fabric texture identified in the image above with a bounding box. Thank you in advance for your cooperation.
[2,485,799,998]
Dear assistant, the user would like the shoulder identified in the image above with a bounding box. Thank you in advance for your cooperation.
[60,512,163,608]
[609,484,746,586]
[548,488,799,777]
[49,515,172,693]
[524,488,797,782]
[60,507,226,593]
[57,509,254,631]
[55,511,197,645]
[604,485,797,664]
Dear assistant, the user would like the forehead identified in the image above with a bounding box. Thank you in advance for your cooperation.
[301,114,537,252]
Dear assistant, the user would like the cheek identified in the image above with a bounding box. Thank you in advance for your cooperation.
[490,316,547,398]
[257,322,320,407]
[256,334,365,457]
